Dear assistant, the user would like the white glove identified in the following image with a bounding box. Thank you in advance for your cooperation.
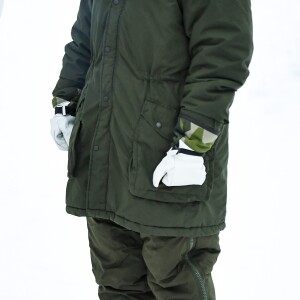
[152,140,206,187]
[50,101,76,151]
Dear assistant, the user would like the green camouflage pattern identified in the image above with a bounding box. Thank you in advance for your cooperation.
[172,117,220,153]
[52,96,69,107]
[51,88,82,108]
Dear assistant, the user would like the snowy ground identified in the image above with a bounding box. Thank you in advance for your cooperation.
[0,0,299,299]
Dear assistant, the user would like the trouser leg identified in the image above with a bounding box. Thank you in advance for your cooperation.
[86,217,156,300]
[140,232,221,300]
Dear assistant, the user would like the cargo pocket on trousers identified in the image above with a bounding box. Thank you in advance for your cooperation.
[67,119,82,178]
[128,97,215,204]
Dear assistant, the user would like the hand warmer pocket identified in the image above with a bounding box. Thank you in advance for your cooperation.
[67,119,82,178]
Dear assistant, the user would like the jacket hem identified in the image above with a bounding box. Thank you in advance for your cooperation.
[66,206,225,237]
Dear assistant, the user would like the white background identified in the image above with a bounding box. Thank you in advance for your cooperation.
[0,0,299,299]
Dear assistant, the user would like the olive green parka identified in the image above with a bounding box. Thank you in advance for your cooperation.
[52,0,253,237]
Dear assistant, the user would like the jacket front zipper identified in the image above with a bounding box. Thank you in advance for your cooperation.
[184,238,208,300]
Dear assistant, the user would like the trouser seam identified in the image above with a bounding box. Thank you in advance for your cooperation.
[184,237,208,300]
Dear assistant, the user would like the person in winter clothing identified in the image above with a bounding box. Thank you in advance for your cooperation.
[50,0,253,299]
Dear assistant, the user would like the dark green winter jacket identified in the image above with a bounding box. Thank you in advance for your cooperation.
[52,0,253,237]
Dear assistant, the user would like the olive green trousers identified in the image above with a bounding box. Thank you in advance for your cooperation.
[86,217,221,300]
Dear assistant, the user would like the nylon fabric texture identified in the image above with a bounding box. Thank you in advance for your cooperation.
[86,217,221,300]
[52,0,253,237]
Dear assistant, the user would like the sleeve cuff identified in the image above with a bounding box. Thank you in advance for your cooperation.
[172,115,221,154]
[52,79,82,108]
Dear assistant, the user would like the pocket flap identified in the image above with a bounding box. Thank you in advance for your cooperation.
[141,99,179,140]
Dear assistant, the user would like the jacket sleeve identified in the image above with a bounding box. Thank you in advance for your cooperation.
[172,0,254,153]
[52,0,92,108]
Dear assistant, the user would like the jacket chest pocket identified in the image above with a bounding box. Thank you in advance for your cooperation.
[128,98,215,203]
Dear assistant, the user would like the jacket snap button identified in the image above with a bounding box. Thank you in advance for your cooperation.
[103,95,109,102]
[156,122,162,128]
[113,0,119,4]
[105,46,111,52]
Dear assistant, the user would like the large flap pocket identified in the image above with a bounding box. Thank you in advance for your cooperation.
[128,98,215,204]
